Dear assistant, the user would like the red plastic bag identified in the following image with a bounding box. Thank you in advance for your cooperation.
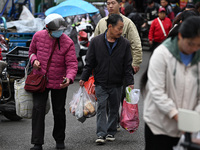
[120,98,139,133]
[84,76,95,95]
[84,76,96,100]
[0,48,2,60]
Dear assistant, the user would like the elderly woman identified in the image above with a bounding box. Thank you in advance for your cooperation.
[29,13,78,150]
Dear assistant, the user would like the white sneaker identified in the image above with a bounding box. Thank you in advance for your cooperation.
[95,136,106,144]
[106,134,115,141]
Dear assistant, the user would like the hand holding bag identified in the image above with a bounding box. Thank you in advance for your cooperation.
[84,76,97,100]
[84,76,95,96]
[24,42,56,93]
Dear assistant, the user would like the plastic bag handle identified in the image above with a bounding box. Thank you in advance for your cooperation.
[24,53,34,79]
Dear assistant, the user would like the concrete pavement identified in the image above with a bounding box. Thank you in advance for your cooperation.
[0,51,152,150]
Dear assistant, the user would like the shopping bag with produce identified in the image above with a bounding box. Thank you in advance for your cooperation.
[120,87,140,133]
[69,87,82,116]
[69,87,96,123]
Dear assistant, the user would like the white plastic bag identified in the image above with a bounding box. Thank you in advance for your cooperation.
[69,87,96,123]
[75,88,84,120]
[19,6,35,20]
[126,87,140,104]
[14,78,33,118]
[69,87,82,116]
[173,134,185,150]
[14,78,50,119]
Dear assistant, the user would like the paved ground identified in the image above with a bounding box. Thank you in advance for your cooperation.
[0,50,151,150]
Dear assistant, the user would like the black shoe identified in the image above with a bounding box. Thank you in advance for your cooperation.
[56,142,65,149]
[106,134,115,141]
[95,136,106,145]
[30,144,43,150]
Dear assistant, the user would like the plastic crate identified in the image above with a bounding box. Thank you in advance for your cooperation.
[6,46,29,77]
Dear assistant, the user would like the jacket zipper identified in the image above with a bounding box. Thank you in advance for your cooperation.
[181,66,187,107]
[107,57,111,86]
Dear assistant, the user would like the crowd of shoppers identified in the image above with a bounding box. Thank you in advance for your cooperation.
[10,0,200,150]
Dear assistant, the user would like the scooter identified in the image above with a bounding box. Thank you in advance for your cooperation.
[65,20,93,74]
[77,23,93,73]
[0,61,22,121]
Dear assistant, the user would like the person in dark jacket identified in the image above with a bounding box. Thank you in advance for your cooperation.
[195,2,200,14]
[145,0,160,25]
[79,14,134,145]
[160,0,175,21]
[170,0,181,16]
[185,2,195,11]
[124,5,145,37]
[168,10,199,38]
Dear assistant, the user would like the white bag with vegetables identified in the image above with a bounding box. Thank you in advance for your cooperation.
[69,87,96,123]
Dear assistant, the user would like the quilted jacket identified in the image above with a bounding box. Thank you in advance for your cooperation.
[29,30,78,89]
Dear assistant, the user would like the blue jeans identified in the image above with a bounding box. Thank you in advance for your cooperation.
[95,85,122,137]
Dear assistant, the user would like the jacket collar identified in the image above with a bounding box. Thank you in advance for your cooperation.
[163,36,200,66]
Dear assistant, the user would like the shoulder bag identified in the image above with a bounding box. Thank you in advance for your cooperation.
[24,41,56,93]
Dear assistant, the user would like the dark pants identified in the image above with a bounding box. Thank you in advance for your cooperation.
[145,124,179,150]
[149,41,161,52]
[95,85,122,137]
[31,88,68,145]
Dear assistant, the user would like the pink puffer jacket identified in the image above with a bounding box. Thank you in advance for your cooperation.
[29,30,78,89]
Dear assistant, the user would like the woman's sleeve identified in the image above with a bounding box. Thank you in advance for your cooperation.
[65,41,78,83]
[148,47,178,119]
[195,63,200,112]
[148,20,155,42]
[29,33,38,65]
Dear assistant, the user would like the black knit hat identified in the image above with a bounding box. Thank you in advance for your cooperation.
[170,0,177,3]
[186,2,195,9]
[147,0,154,4]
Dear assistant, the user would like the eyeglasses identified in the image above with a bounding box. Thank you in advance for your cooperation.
[107,1,117,6]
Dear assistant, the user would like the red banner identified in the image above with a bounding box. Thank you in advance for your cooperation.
[180,0,188,9]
